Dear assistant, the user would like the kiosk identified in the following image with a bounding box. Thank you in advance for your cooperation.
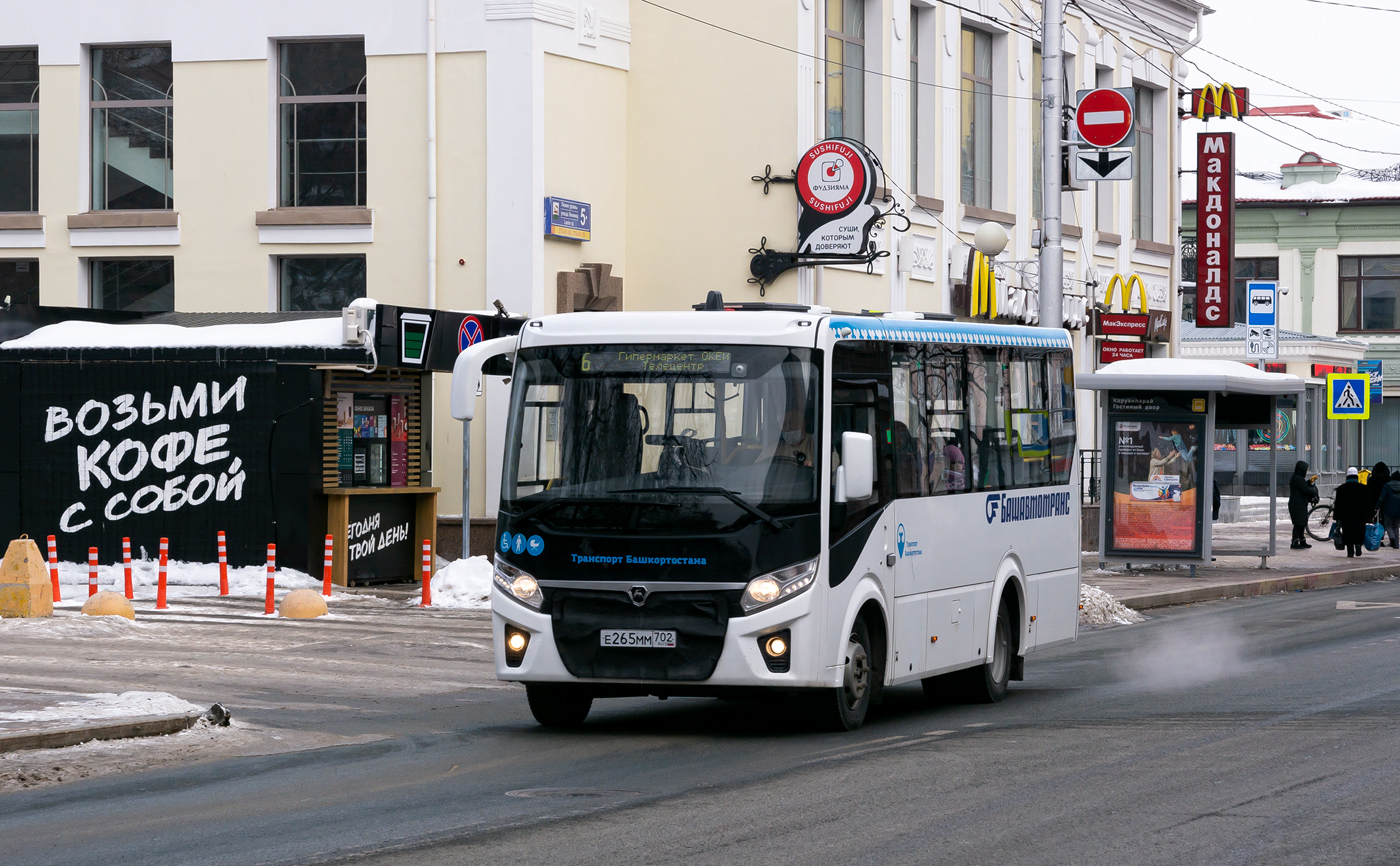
[1078,359,1304,567]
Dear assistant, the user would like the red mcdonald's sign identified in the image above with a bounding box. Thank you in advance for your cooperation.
[1100,341,1147,364]
[1196,132,1235,328]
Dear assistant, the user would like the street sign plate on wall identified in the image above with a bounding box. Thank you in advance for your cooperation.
[1074,88,1136,149]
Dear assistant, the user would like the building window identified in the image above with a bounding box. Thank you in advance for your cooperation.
[91,46,173,211]
[960,28,993,208]
[1340,256,1400,332]
[1,259,38,305]
[1032,47,1043,219]
[1132,86,1154,241]
[0,48,39,213]
[279,41,367,208]
[279,256,366,311]
[1233,257,1279,325]
[825,0,865,141]
[91,259,173,311]
[909,8,921,193]
[1094,68,1114,233]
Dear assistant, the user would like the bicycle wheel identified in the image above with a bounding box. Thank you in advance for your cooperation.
[1306,504,1333,542]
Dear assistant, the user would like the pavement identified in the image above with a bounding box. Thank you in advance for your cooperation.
[3,577,1399,865]
[1083,516,1400,610]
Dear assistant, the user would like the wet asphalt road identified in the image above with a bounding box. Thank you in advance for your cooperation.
[4,580,1400,866]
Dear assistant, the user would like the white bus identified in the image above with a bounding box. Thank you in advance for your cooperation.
[454,301,1080,730]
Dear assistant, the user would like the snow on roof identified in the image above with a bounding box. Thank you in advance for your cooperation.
[1182,110,1400,204]
[1179,321,1368,347]
[1077,358,1305,395]
[1,316,345,350]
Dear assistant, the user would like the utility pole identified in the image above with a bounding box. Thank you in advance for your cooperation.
[1039,0,1065,330]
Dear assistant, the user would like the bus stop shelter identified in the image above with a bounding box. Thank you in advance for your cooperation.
[1078,359,1305,568]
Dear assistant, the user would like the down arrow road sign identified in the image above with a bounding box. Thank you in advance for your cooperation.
[1072,147,1133,182]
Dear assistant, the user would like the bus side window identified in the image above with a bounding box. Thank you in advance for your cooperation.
[967,348,1013,491]
[1047,351,1076,485]
[830,342,891,540]
[926,349,969,494]
[1009,354,1052,488]
[891,346,929,498]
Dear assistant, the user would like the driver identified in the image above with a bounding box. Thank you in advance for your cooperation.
[775,404,815,467]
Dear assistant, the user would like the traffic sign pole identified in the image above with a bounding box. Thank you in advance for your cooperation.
[1039,0,1064,330]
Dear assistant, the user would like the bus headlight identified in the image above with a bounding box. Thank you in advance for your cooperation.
[741,558,818,613]
[494,558,543,609]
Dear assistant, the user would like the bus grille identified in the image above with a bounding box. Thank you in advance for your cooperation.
[549,589,730,681]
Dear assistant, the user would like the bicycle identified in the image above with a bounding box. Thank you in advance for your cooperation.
[1305,500,1333,542]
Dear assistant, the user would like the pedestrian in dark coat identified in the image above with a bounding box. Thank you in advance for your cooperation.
[1367,461,1391,513]
[1376,470,1400,549]
[1333,468,1370,558]
[1212,478,1222,521]
[1288,460,1318,549]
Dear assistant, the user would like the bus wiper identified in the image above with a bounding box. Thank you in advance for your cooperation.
[614,486,791,531]
[512,495,629,523]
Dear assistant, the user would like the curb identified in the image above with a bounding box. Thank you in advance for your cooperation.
[0,712,203,754]
[1118,564,1399,611]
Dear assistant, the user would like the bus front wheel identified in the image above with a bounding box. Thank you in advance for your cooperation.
[525,684,593,728]
[823,618,874,731]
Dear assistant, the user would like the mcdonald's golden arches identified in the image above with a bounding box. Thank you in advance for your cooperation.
[1103,273,1148,314]
[967,250,998,318]
[1192,83,1249,120]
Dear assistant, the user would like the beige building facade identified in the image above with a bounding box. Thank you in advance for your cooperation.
[0,0,1203,522]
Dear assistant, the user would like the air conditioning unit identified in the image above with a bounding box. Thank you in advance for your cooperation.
[342,305,372,345]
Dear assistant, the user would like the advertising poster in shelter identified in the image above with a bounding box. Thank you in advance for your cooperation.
[1107,416,1204,555]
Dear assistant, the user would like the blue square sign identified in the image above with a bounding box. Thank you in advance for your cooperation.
[1328,373,1370,420]
[1246,280,1277,327]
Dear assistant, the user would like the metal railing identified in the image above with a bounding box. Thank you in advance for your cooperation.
[1080,448,1101,505]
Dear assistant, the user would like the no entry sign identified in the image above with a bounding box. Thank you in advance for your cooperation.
[1075,88,1134,149]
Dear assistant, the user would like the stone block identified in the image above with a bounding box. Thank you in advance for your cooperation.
[0,536,52,618]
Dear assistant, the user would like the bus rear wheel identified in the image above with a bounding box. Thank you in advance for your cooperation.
[822,618,874,731]
[963,599,1012,703]
[525,684,593,728]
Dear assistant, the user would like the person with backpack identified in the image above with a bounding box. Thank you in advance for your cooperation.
[1288,460,1318,549]
[1376,470,1400,550]
[1333,467,1371,558]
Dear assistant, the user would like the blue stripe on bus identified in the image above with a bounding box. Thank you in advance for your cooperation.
[828,318,1071,349]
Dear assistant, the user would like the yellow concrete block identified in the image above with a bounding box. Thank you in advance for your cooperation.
[0,536,52,618]
[279,588,328,619]
[81,591,136,619]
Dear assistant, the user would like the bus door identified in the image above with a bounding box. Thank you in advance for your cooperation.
[889,347,935,677]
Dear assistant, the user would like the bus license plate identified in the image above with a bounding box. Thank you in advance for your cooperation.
[600,629,677,649]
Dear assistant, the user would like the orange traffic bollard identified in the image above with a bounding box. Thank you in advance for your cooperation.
[217,531,229,596]
[322,534,333,597]
[420,539,432,607]
[156,538,169,609]
[88,547,98,597]
[122,537,133,600]
[47,535,60,602]
[265,544,276,615]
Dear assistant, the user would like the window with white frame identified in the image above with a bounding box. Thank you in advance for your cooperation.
[279,256,366,311]
[278,41,367,208]
[91,259,173,311]
[1094,68,1113,234]
[825,0,865,141]
[0,48,38,213]
[91,45,173,211]
[910,7,922,193]
[960,27,993,208]
[1132,85,1155,241]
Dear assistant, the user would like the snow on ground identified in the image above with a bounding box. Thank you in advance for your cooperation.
[1079,584,1145,627]
[426,556,493,609]
[0,689,204,729]
[47,557,318,601]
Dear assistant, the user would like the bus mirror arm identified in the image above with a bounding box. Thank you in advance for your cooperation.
[450,336,518,421]
[834,466,847,504]
[841,432,875,501]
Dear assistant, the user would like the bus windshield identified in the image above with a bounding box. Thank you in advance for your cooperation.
[503,345,821,533]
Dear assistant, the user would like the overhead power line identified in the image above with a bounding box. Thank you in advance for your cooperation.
[638,0,1042,102]
[1300,0,1400,11]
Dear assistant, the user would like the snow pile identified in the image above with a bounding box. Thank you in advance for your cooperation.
[1,318,346,350]
[0,691,203,728]
[1079,584,1145,626]
[49,557,318,601]
[426,556,494,609]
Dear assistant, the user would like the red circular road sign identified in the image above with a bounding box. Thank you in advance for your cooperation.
[1075,88,1134,149]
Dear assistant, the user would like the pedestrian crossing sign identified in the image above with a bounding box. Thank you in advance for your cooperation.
[1327,373,1370,419]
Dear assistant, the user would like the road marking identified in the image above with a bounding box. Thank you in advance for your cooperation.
[1336,601,1400,609]
[965,722,991,727]
[814,734,905,755]
[923,730,954,736]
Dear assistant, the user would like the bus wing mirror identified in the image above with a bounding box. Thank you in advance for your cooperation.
[841,432,875,501]
[450,336,517,421]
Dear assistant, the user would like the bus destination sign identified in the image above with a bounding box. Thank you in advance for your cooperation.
[580,350,733,375]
